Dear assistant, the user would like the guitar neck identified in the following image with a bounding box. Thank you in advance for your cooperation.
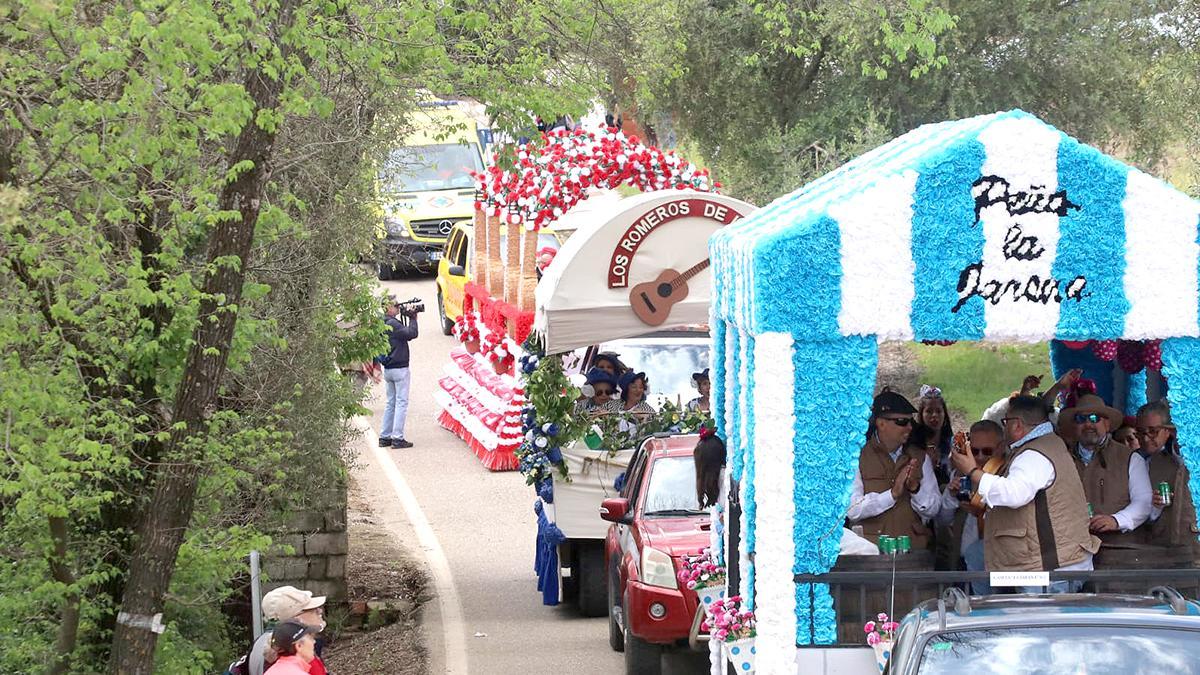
[670,259,711,288]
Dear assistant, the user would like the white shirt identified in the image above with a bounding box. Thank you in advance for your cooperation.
[847,445,941,523]
[976,422,1093,571]
[1076,441,1152,532]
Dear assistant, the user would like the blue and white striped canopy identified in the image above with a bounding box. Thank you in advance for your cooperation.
[711,110,1200,342]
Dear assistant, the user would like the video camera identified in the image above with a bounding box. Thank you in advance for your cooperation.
[396,297,424,314]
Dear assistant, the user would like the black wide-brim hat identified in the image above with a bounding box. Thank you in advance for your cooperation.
[872,389,916,417]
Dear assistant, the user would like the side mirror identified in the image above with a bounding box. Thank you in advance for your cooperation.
[600,497,630,523]
[447,264,466,277]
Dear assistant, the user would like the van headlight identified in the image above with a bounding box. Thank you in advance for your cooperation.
[385,218,410,238]
[640,547,677,589]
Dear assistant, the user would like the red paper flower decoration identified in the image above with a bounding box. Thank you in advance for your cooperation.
[1091,340,1118,362]
[1144,340,1163,372]
[1116,340,1145,374]
[473,126,717,232]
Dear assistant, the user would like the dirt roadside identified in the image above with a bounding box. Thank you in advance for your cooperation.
[322,469,431,674]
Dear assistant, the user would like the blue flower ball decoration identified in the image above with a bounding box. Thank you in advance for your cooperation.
[547,445,563,463]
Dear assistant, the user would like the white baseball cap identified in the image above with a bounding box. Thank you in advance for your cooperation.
[262,586,326,621]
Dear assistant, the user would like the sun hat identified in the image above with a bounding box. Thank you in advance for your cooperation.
[262,586,326,622]
[585,367,618,389]
[1060,394,1123,428]
[691,368,710,384]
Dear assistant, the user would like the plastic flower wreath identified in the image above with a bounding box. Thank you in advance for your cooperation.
[676,549,726,590]
[864,612,900,646]
[701,597,755,643]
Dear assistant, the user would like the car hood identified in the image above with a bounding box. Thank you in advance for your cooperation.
[640,516,711,557]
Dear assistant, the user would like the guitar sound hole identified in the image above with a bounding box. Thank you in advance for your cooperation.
[656,283,673,297]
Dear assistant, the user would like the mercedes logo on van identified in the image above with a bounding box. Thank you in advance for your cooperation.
[438,220,454,235]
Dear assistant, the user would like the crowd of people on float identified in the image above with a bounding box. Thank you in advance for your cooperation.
[846,371,1200,591]
[572,351,711,420]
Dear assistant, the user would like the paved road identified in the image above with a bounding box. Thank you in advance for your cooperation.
[363,274,708,675]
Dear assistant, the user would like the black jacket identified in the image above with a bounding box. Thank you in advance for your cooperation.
[383,314,418,368]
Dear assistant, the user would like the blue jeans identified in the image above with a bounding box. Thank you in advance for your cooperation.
[382,367,411,440]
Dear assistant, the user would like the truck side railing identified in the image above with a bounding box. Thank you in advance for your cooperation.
[791,567,1200,647]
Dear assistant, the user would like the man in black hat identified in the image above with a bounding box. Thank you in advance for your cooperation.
[847,389,940,549]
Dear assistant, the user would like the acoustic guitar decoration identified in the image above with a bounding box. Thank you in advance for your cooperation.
[629,258,710,326]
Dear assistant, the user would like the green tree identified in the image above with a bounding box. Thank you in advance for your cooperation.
[608,0,1200,202]
[1,0,609,671]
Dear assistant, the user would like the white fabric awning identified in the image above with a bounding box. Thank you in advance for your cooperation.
[535,191,756,354]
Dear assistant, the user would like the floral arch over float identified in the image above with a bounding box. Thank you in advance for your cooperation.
[709,109,1200,673]
[434,126,718,470]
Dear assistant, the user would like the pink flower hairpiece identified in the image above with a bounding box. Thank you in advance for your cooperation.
[699,426,716,440]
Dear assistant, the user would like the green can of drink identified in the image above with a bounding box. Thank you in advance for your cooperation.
[1158,482,1173,507]
[878,536,894,554]
[1087,503,1094,517]
[897,535,912,554]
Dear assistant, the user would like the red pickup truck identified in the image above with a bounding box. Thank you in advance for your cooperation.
[601,434,711,675]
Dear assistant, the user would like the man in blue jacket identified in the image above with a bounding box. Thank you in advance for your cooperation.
[380,296,419,448]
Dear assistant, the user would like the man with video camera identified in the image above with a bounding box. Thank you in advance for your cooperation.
[380,295,421,448]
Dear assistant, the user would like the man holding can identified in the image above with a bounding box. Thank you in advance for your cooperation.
[1135,400,1200,556]
[1061,394,1152,548]
[952,395,1099,592]
[936,419,1005,592]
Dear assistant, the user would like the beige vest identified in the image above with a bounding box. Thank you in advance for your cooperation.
[855,439,930,549]
[1073,439,1141,548]
[985,433,1100,572]
[1145,452,1200,554]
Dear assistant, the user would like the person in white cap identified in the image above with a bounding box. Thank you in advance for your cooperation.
[224,586,328,675]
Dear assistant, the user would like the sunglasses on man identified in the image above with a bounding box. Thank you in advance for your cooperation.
[881,417,913,427]
[1073,413,1104,425]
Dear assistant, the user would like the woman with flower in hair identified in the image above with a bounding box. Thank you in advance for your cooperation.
[909,385,955,488]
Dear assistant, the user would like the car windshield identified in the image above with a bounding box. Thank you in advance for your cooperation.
[598,338,709,408]
[916,626,1200,675]
[641,456,705,515]
[382,143,482,192]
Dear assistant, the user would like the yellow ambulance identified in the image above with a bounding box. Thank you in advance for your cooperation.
[376,100,485,278]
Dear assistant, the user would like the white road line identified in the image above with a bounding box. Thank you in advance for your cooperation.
[363,419,469,674]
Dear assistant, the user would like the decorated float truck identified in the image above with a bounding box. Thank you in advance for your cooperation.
[429,124,757,615]
[708,109,1200,674]
[530,190,755,616]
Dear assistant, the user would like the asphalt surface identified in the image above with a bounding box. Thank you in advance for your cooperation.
[364,274,708,675]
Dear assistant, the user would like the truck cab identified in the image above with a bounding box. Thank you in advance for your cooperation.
[376,100,485,279]
[601,434,712,675]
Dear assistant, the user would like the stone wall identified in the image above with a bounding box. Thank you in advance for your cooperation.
[263,492,349,602]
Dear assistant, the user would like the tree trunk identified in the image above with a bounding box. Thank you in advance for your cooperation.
[48,516,80,675]
[107,4,298,667]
